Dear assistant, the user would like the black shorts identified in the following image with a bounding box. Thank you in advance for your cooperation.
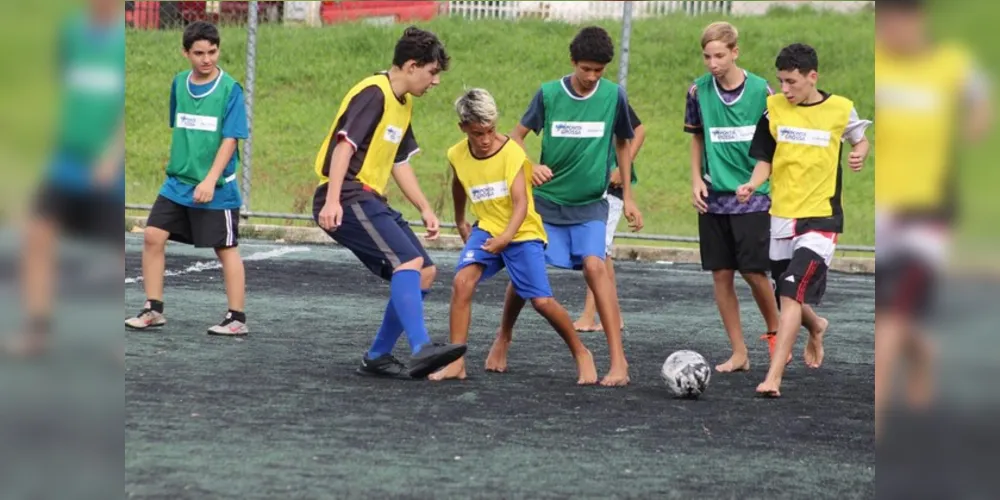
[146,195,239,249]
[875,252,938,319]
[772,247,829,306]
[698,212,770,273]
[33,183,122,244]
[312,191,433,281]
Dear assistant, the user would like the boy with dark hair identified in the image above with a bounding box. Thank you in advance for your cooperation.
[312,26,466,380]
[126,20,250,336]
[487,26,643,387]
[738,43,872,397]
[874,0,992,438]
[9,0,123,356]
[428,88,597,384]
[685,21,780,373]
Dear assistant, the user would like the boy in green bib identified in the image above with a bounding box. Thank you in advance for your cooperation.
[126,21,249,336]
[485,26,643,387]
[684,22,779,373]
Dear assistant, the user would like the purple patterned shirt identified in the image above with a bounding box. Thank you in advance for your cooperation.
[684,74,773,214]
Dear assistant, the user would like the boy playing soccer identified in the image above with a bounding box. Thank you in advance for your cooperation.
[486,26,643,387]
[312,26,466,379]
[737,43,872,397]
[874,0,992,438]
[685,22,780,373]
[572,107,645,334]
[9,0,123,356]
[428,88,598,384]
[126,21,249,336]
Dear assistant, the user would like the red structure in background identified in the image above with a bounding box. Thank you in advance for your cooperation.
[320,1,441,24]
[126,1,442,29]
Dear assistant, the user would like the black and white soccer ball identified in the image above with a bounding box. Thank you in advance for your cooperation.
[661,350,711,398]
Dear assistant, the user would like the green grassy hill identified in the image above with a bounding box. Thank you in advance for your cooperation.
[126,10,874,244]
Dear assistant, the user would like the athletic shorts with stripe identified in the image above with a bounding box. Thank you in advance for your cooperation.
[147,195,240,249]
[314,197,433,281]
[455,227,552,299]
[875,213,949,319]
[769,217,837,305]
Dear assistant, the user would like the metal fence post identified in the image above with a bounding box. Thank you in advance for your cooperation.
[242,1,258,214]
[618,1,633,92]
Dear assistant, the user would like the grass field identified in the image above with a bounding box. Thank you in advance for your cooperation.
[125,10,875,244]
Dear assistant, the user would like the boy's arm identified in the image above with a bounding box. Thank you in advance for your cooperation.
[93,119,124,186]
[193,84,249,203]
[844,107,874,172]
[511,90,553,186]
[738,112,777,201]
[392,161,440,240]
[481,165,528,254]
[451,165,471,242]
[684,84,709,212]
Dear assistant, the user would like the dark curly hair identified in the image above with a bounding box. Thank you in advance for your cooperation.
[569,26,615,64]
[775,43,818,75]
[183,21,220,51]
[393,26,450,71]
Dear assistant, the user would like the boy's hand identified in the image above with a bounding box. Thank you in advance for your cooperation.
[531,165,553,186]
[609,169,623,188]
[624,199,644,232]
[848,151,867,172]
[422,209,440,241]
[735,183,755,203]
[317,202,343,231]
[457,221,472,243]
[692,178,709,214]
[194,179,216,204]
[481,235,512,254]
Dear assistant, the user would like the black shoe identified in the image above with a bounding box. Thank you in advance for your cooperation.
[408,343,467,379]
[356,354,409,379]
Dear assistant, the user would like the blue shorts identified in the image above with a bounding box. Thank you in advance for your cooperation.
[455,228,552,299]
[313,195,433,281]
[542,220,607,270]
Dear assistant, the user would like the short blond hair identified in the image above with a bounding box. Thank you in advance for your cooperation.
[701,22,739,49]
[454,88,498,125]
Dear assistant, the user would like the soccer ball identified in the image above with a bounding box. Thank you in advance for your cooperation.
[661,350,711,398]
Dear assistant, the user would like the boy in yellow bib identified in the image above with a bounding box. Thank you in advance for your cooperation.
[737,44,871,397]
[428,89,598,384]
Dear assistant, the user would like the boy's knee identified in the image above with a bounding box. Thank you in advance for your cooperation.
[712,269,736,283]
[582,256,606,276]
[530,297,556,311]
[421,264,437,286]
[398,256,424,271]
[451,274,477,299]
[143,227,168,250]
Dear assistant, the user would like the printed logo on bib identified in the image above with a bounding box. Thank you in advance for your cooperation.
[383,125,403,144]
[176,113,219,132]
[708,126,756,143]
[551,121,605,138]
[875,85,942,113]
[66,65,122,94]
[777,126,831,147]
[469,181,508,203]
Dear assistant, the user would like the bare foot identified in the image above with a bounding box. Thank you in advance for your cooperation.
[575,349,598,385]
[485,335,510,373]
[428,357,467,381]
[804,317,828,369]
[573,319,601,332]
[756,378,782,398]
[600,365,630,387]
[715,353,750,373]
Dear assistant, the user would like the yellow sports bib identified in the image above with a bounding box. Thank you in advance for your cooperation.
[448,139,547,243]
[314,74,413,195]
[767,93,852,220]
[875,43,970,211]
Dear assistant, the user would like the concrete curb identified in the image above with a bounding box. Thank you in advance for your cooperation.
[126,216,875,274]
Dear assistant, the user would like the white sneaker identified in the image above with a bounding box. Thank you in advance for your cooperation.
[125,308,166,330]
[207,313,249,336]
